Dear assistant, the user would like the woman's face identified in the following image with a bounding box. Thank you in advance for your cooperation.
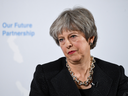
[58,30,92,63]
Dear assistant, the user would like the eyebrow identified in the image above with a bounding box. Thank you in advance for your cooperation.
[58,31,79,38]
[58,35,64,38]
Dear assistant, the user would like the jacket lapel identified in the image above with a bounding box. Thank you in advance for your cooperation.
[90,62,113,96]
[51,68,81,96]
[51,57,113,96]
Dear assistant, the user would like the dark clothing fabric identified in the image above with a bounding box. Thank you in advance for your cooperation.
[29,57,128,96]
[79,88,91,96]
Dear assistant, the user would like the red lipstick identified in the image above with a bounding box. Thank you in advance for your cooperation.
[68,51,76,54]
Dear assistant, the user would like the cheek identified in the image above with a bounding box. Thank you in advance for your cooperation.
[60,46,66,54]
[75,40,89,50]
[74,40,84,47]
[74,43,81,48]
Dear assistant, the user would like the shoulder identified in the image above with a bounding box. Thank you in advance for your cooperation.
[40,57,66,71]
[94,57,124,79]
[94,57,120,69]
[35,57,66,79]
[94,57,128,95]
[95,58,128,79]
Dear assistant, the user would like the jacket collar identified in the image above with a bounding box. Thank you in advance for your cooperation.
[90,60,113,96]
[51,57,113,96]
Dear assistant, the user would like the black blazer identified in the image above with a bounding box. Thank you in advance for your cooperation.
[29,57,128,96]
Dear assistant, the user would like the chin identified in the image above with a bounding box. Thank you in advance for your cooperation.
[67,56,81,62]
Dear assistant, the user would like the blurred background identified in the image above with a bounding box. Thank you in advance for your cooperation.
[0,0,128,96]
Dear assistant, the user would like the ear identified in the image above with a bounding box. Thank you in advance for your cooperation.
[88,36,95,44]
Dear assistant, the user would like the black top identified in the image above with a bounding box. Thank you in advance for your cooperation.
[79,88,91,96]
[29,57,128,96]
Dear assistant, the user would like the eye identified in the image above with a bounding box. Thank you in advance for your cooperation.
[58,38,64,42]
[70,35,77,38]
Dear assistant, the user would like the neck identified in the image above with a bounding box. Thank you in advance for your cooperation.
[67,55,91,76]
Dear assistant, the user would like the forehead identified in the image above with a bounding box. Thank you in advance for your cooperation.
[58,30,79,37]
[58,30,85,38]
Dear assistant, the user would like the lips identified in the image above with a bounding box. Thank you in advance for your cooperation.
[68,50,76,54]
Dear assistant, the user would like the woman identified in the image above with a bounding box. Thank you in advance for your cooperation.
[29,7,128,96]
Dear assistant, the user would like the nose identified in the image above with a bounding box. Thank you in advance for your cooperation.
[65,39,73,49]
